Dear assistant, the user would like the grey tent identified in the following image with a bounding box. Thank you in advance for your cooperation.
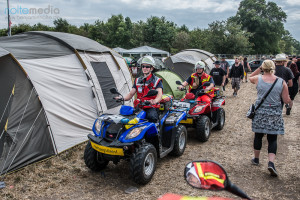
[124,46,170,57]
[164,49,217,81]
[0,31,133,174]
[113,47,127,56]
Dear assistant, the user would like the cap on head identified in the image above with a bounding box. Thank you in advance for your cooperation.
[221,55,226,59]
[141,56,155,67]
[214,60,221,65]
[195,61,206,70]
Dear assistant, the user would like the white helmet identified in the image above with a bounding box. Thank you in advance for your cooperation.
[195,61,206,70]
[141,56,155,67]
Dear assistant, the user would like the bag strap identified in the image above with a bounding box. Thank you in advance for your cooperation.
[255,78,279,111]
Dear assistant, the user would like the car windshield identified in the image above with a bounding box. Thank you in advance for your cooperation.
[227,60,235,66]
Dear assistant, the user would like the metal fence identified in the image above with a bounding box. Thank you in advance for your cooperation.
[215,54,274,61]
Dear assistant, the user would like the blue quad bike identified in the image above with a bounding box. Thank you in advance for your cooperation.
[84,88,189,184]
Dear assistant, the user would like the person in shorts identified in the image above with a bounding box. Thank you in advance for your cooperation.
[220,55,230,91]
[210,60,226,96]
[229,58,244,96]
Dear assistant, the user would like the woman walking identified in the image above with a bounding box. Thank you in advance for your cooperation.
[249,60,291,177]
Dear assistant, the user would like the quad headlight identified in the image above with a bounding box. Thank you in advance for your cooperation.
[125,126,146,140]
[193,105,206,113]
[165,113,184,124]
[94,118,103,133]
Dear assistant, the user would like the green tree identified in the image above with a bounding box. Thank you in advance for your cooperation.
[144,16,176,51]
[204,20,252,54]
[230,0,287,54]
[32,23,53,31]
[53,18,71,32]
[131,20,146,47]
[172,31,190,53]
[89,19,106,44]
[188,28,209,50]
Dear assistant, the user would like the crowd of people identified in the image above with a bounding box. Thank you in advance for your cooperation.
[212,53,299,177]
[120,53,299,178]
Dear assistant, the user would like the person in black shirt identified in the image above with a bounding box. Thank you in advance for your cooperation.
[229,58,244,96]
[274,54,294,115]
[296,56,300,72]
[243,57,252,82]
[220,55,230,91]
[210,60,226,96]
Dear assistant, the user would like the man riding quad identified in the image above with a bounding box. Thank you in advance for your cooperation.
[176,60,225,142]
[115,56,163,123]
[177,60,215,103]
[84,56,189,184]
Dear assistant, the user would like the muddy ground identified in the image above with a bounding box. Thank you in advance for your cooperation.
[1,81,300,200]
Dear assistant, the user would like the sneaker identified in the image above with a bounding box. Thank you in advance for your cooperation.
[268,162,278,177]
[251,158,259,166]
[286,107,291,115]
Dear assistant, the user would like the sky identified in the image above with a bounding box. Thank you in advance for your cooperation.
[0,0,299,42]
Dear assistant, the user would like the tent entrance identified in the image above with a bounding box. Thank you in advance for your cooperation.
[90,62,120,110]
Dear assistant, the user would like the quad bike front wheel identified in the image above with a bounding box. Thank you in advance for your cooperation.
[84,141,109,171]
[214,108,225,130]
[196,115,211,142]
[130,143,157,185]
[170,125,187,156]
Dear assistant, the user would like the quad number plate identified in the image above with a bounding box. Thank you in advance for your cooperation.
[180,118,193,124]
[90,141,124,156]
[173,101,190,108]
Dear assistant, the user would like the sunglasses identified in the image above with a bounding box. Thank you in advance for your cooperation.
[142,65,151,69]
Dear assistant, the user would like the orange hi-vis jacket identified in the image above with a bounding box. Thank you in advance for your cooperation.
[189,73,214,98]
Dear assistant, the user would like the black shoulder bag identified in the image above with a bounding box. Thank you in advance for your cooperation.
[246,78,279,119]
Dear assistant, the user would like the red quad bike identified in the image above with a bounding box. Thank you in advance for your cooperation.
[175,81,225,142]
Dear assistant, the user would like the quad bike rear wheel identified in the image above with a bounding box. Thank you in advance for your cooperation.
[170,125,187,156]
[84,141,109,171]
[214,108,225,130]
[196,115,211,142]
[130,143,157,185]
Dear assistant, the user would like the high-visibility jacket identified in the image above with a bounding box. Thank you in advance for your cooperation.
[193,162,226,190]
[189,72,214,98]
[134,73,162,109]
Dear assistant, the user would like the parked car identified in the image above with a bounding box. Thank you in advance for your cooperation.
[249,60,264,71]
[226,59,235,72]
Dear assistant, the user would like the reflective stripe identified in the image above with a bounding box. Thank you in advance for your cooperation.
[153,78,161,88]
[195,163,204,178]
[195,163,225,184]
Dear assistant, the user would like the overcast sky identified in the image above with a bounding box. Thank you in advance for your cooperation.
[1,0,299,42]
